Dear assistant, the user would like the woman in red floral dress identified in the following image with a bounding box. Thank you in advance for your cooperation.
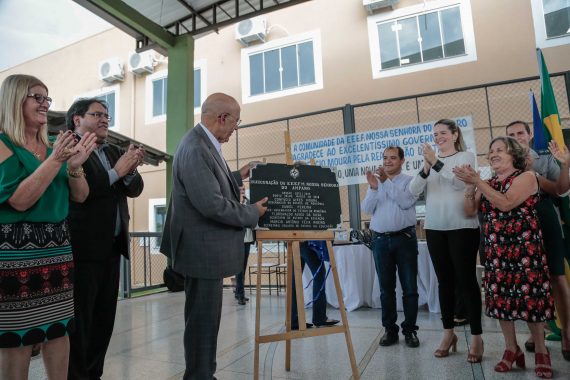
[454,136,555,379]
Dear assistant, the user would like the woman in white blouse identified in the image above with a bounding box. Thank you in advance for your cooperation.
[409,119,483,362]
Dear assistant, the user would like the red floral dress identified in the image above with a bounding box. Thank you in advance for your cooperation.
[480,170,554,322]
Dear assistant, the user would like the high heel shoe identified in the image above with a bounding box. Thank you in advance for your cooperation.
[467,340,484,363]
[561,334,570,361]
[535,352,553,378]
[494,346,525,372]
[434,334,458,358]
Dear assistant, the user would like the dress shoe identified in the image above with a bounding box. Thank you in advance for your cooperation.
[315,318,340,328]
[434,334,458,358]
[291,323,313,330]
[561,335,570,361]
[403,331,420,348]
[535,352,553,378]
[494,346,525,372]
[524,339,535,353]
[467,341,484,363]
[379,331,399,346]
[237,298,246,305]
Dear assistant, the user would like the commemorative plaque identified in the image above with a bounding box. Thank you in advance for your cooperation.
[249,163,341,230]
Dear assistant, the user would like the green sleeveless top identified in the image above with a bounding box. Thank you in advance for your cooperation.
[0,133,69,223]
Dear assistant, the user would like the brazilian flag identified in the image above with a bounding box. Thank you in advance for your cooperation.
[536,48,570,340]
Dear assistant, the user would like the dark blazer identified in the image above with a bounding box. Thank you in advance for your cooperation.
[68,144,144,260]
[160,124,259,279]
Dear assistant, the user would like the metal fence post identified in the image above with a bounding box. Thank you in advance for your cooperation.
[119,236,132,298]
[343,104,361,230]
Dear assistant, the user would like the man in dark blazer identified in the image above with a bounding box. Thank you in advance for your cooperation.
[160,93,267,380]
[66,98,144,380]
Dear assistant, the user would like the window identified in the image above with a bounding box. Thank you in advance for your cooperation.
[531,0,570,48]
[77,85,120,130]
[148,198,166,251]
[241,30,323,103]
[95,91,116,128]
[152,77,167,117]
[367,0,476,78]
[146,60,207,123]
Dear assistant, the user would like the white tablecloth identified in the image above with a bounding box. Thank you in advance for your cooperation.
[302,241,439,312]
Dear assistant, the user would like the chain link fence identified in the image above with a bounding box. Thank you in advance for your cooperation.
[129,73,570,294]
[127,232,167,293]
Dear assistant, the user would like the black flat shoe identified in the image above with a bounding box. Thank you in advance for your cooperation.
[237,298,246,305]
[404,331,420,348]
[525,340,535,353]
[379,331,399,346]
[315,318,340,328]
[291,323,313,330]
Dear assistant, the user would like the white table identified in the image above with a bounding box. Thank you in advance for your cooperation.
[302,241,439,312]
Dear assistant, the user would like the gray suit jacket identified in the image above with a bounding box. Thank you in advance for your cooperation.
[160,124,259,279]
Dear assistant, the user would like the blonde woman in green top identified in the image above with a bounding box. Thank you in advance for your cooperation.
[0,74,96,380]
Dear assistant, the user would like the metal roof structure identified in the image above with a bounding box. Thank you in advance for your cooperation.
[73,0,310,54]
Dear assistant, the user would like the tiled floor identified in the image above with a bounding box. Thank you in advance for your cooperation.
[29,290,570,379]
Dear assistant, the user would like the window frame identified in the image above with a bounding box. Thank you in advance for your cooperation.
[145,70,168,124]
[148,198,167,252]
[145,61,207,124]
[240,30,323,104]
[77,84,120,131]
[367,0,477,79]
[531,0,570,48]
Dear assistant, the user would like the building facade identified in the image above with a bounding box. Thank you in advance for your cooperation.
[1,0,569,286]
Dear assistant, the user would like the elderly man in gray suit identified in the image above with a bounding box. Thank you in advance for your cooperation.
[161,93,267,380]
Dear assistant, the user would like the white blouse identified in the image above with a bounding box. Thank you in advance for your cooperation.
[409,151,479,231]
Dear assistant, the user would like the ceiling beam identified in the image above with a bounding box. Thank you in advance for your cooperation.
[74,0,175,49]
[176,0,213,30]
[163,0,310,36]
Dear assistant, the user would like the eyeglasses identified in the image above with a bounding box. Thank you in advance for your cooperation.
[218,113,242,127]
[27,93,52,107]
[85,112,112,122]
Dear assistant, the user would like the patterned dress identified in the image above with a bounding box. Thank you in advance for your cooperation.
[0,134,74,347]
[480,170,553,322]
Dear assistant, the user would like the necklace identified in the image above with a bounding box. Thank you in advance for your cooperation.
[32,151,41,160]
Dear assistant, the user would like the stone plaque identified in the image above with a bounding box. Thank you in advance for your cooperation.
[249,163,341,230]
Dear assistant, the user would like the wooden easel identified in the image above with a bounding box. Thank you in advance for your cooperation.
[252,131,359,378]
[252,234,359,379]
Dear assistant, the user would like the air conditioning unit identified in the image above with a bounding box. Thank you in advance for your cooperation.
[363,0,400,14]
[99,58,124,82]
[128,51,155,75]
[235,16,267,46]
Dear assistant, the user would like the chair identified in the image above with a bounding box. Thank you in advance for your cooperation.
[275,263,288,295]
[248,240,282,294]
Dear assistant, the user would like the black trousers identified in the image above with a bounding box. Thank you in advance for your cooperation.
[183,277,224,380]
[68,251,121,380]
[426,228,482,335]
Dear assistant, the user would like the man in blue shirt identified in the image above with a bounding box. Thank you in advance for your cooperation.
[361,146,419,348]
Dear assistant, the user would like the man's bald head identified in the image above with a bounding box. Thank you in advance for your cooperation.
[201,93,238,117]
[200,93,241,143]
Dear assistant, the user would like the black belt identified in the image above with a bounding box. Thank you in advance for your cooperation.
[372,226,414,238]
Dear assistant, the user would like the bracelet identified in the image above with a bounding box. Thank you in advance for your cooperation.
[67,166,85,178]
[432,160,444,172]
[464,192,475,200]
[419,168,430,179]
[128,168,137,176]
